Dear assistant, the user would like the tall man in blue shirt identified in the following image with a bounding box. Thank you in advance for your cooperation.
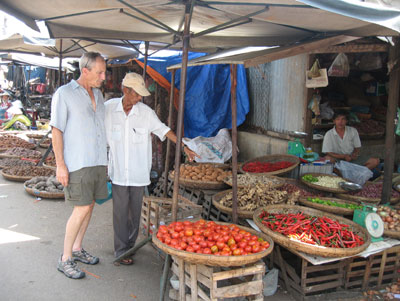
[51,52,108,279]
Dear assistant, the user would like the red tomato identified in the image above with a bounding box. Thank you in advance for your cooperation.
[232,249,242,256]
[244,245,252,253]
[171,232,180,239]
[193,235,202,243]
[234,234,243,242]
[193,228,203,236]
[203,229,212,238]
[164,237,171,245]
[206,240,215,248]
[222,246,231,254]
[222,235,230,243]
[175,224,184,232]
[262,241,270,248]
[184,228,193,237]
[243,231,251,238]
[221,251,230,256]
[192,244,200,251]
[159,225,168,234]
[248,240,256,246]
[186,246,195,253]
[207,221,216,227]
[183,221,192,227]
[179,231,185,238]
[250,235,258,241]
[196,249,203,254]
[227,238,236,247]
[212,233,221,241]
[216,241,225,250]
[203,248,212,254]
[230,244,238,251]
[241,251,248,256]
[170,239,179,246]
[180,241,188,250]
[238,241,247,249]
[199,241,208,248]
[252,245,261,253]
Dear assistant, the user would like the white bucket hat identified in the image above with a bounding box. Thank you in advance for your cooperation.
[122,73,150,96]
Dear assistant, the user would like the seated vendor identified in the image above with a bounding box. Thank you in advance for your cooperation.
[322,110,380,170]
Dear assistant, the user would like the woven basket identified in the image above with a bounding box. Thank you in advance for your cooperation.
[336,182,400,205]
[223,174,284,189]
[0,153,20,159]
[383,230,400,239]
[253,205,370,258]
[39,143,51,149]
[1,170,32,182]
[26,134,45,139]
[240,154,299,176]
[24,183,64,199]
[212,189,254,218]
[43,163,56,170]
[1,167,55,182]
[169,163,230,190]
[298,197,360,216]
[300,173,349,194]
[152,221,274,267]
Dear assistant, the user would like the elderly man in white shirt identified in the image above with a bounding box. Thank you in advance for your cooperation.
[105,72,197,265]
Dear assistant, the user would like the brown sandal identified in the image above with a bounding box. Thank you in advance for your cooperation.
[118,258,133,266]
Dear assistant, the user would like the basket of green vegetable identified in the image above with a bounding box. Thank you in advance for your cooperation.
[299,196,362,216]
[300,173,349,194]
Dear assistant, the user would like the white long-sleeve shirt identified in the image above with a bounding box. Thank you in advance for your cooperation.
[105,97,170,186]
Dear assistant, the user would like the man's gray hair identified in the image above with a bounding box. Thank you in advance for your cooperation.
[79,52,104,72]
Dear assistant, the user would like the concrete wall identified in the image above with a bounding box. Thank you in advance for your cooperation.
[238,130,400,165]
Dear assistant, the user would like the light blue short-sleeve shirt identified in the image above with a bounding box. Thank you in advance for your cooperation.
[50,80,107,172]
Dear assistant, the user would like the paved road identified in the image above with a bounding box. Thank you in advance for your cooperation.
[0,175,164,301]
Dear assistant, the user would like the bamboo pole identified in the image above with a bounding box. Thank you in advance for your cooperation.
[230,64,238,224]
[58,39,63,87]
[163,70,176,197]
[171,1,193,223]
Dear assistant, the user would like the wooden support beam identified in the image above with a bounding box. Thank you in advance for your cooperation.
[382,38,400,203]
[311,43,388,54]
[244,35,360,68]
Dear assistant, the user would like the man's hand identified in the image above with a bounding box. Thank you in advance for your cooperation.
[56,164,69,187]
[350,152,358,160]
[184,146,200,162]
[344,154,352,162]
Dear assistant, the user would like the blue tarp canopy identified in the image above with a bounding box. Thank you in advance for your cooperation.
[137,52,249,139]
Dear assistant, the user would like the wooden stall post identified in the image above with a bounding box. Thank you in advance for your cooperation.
[230,64,239,224]
[163,69,176,197]
[58,39,63,87]
[382,38,400,203]
[171,0,193,223]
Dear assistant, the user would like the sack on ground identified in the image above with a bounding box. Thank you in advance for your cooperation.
[334,160,373,186]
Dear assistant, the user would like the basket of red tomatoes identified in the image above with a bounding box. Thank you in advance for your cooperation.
[153,219,274,267]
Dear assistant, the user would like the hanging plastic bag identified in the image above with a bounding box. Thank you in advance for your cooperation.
[328,53,349,77]
[396,108,400,136]
[306,59,328,88]
[334,161,373,186]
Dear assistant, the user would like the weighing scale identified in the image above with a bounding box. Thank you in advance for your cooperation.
[288,131,307,157]
[353,205,384,242]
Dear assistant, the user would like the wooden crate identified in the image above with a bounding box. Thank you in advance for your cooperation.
[169,256,265,301]
[270,245,348,301]
[345,245,400,290]
[201,194,231,223]
[140,195,202,235]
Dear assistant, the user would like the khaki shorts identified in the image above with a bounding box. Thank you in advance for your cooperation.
[65,166,108,206]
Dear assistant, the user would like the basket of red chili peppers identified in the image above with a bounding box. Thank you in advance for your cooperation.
[240,154,299,176]
[253,205,370,257]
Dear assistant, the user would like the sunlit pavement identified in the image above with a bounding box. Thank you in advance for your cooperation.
[0,176,163,301]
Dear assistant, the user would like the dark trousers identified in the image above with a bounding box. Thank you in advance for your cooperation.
[111,184,144,258]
